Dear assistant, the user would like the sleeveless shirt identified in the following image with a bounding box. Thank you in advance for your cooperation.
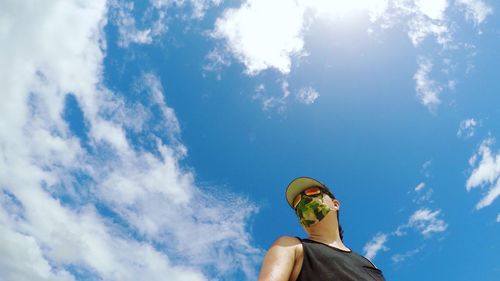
[296,238,386,281]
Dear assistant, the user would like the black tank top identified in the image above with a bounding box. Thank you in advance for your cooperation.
[296,238,386,281]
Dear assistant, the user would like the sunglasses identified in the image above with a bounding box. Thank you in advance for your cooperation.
[292,186,329,209]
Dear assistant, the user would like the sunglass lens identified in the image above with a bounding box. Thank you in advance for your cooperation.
[304,187,321,196]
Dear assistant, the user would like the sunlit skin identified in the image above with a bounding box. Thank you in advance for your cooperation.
[257,191,349,281]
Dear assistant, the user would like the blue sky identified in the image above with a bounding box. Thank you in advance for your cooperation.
[1,0,500,280]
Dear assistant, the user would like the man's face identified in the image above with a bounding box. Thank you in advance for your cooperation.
[293,187,340,228]
[294,187,336,227]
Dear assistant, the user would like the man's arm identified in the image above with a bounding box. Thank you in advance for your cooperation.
[257,236,301,281]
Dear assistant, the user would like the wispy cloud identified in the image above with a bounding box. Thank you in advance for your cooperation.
[414,56,442,111]
[408,208,448,237]
[212,0,492,113]
[112,1,166,47]
[421,160,432,178]
[456,0,494,25]
[363,164,447,262]
[152,0,223,19]
[363,233,389,261]
[364,207,447,261]
[466,138,500,211]
[364,205,447,261]
[296,87,320,105]
[415,182,426,191]
[112,0,225,48]
[407,16,451,47]
[413,182,434,204]
[457,118,478,139]
[251,81,292,112]
[0,1,262,280]
[203,48,231,79]
[393,207,448,238]
[391,246,423,263]
[210,0,387,75]
[212,0,491,76]
[252,82,320,112]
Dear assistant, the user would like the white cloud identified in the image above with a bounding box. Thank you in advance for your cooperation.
[363,233,389,261]
[305,0,389,21]
[415,182,426,191]
[152,0,222,19]
[1,190,207,281]
[203,48,231,79]
[414,56,442,110]
[208,0,494,122]
[371,1,453,48]
[392,207,447,239]
[391,246,423,263]
[408,208,448,237]
[281,80,291,99]
[252,82,319,112]
[448,79,456,90]
[466,138,500,210]
[407,16,451,47]
[0,223,75,281]
[212,0,394,75]
[112,0,225,48]
[414,189,434,204]
[475,182,500,210]
[457,118,477,138]
[364,177,447,261]
[413,182,434,204]
[456,0,493,24]
[112,1,167,47]
[497,214,500,223]
[415,0,448,20]
[212,0,306,75]
[252,82,291,112]
[421,160,432,178]
[189,0,224,19]
[212,0,494,76]
[296,86,320,105]
[0,1,261,280]
[211,0,491,115]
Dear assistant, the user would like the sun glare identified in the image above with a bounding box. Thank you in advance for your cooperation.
[303,0,388,21]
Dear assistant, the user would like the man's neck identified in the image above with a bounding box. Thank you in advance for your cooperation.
[307,233,349,251]
[305,215,349,251]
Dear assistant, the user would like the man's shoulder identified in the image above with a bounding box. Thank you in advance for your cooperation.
[271,236,302,248]
[268,236,304,262]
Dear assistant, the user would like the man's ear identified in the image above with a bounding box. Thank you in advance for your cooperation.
[332,199,340,211]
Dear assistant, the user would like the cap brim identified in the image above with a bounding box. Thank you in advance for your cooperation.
[285,177,327,208]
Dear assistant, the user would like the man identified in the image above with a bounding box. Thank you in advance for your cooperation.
[257,177,385,281]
